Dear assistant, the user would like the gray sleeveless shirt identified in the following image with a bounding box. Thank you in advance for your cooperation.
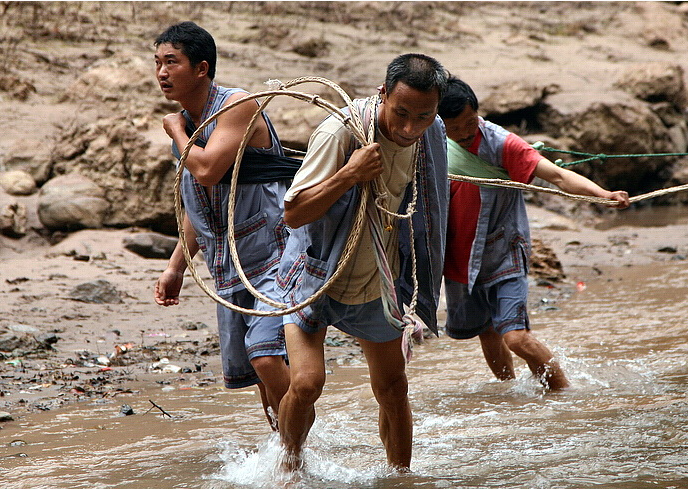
[172,83,289,295]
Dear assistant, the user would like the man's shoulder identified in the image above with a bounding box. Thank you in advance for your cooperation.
[216,85,251,105]
[316,113,353,140]
[480,118,512,138]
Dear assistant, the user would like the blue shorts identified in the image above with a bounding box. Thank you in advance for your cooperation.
[217,273,286,389]
[444,276,530,340]
[284,296,403,343]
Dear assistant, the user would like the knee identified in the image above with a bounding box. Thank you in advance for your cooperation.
[289,370,325,405]
[250,355,286,375]
[503,330,549,361]
[503,329,527,349]
[372,372,409,409]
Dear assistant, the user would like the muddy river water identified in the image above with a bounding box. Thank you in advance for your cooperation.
[1,254,687,488]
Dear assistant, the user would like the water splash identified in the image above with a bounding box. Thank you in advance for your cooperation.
[209,420,392,489]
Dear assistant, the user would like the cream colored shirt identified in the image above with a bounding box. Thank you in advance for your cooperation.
[285,115,416,304]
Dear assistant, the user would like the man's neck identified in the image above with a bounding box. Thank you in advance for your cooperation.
[179,78,213,126]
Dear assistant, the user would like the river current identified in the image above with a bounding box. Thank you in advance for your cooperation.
[1,259,687,488]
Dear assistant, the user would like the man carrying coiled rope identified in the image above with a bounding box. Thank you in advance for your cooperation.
[439,76,630,391]
[276,54,449,471]
[152,22,290,429]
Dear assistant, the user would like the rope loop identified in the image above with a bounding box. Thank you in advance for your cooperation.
[175,77,391,317]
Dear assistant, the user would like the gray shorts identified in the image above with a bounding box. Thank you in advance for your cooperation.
[217,272,286,389]
[284,296,403,343]
[444,276,530,340]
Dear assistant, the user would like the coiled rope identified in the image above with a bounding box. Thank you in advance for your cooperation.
[175,77,413,318]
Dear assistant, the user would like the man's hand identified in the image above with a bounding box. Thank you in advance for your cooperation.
[162,112,187,140]
[607,190,630,209]
[346,143,383,183]
[154,268,185,306]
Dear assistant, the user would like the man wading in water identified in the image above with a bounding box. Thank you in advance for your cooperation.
[438,76,630,390]
[276,54,449,471]
[153,21,290,428]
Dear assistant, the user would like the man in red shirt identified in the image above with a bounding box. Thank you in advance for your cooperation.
[439,76,630,390]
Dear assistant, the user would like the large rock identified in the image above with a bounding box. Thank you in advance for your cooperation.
[1,138,52,185]
[559,100,676,192]
[614,63,687,111]
[268,104,330,151]
[49,116,178,233]
[69,280,123,304]
[122,232,178,259]
[0,170,37,196]
[0,188,27,237]
[61,53,157,108]
[481,81,560,125]
[37,173,109,230]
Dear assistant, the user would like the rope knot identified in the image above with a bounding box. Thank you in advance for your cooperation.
[400,314,424,363]
[264,79,285,90]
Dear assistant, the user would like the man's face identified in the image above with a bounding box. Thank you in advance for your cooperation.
[443,104,480,149]
[378,82,439,147]
[154,43,204,101]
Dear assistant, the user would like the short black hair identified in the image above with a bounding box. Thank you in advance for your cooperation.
[385,53,448,99]
[437,75,479,119]
[154,21,216,80]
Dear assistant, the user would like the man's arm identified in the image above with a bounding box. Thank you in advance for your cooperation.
[534,158,630,209]
[284,143,383,228]
[154,213,200,306]
[163,92,271,186]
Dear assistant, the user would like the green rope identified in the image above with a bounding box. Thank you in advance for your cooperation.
[530,141,688,168]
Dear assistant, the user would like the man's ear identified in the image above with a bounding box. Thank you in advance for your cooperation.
[196,60,210,78]
[379,83,388,103]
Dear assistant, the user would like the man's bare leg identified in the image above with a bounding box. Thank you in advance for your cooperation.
[478,327,515,380]
[278,323,327,471]
[503,329,569,390]
[252,356,290,430]
[359,336,412,470]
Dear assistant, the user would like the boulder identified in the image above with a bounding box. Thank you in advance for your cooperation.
[481,81,560,123]
[69,280,123,304]
[37,173,109,230]
[49,116,178,233]
[614,63,687,111]
[122,232,178,259]
[1,138,52,185]
[0,188,27,237]
[268,104,329,151]
[0,170,37,196]
[557,100,676,192]
[61,53,156,103]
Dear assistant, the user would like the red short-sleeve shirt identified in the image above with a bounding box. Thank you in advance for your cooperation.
[444,131,542,284]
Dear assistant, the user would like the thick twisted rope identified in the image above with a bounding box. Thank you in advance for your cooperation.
[175,77,374,316]
[447,173,688,205]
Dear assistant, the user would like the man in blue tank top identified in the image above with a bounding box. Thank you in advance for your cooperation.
[152,22,289,428]
[439,76,630,390]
